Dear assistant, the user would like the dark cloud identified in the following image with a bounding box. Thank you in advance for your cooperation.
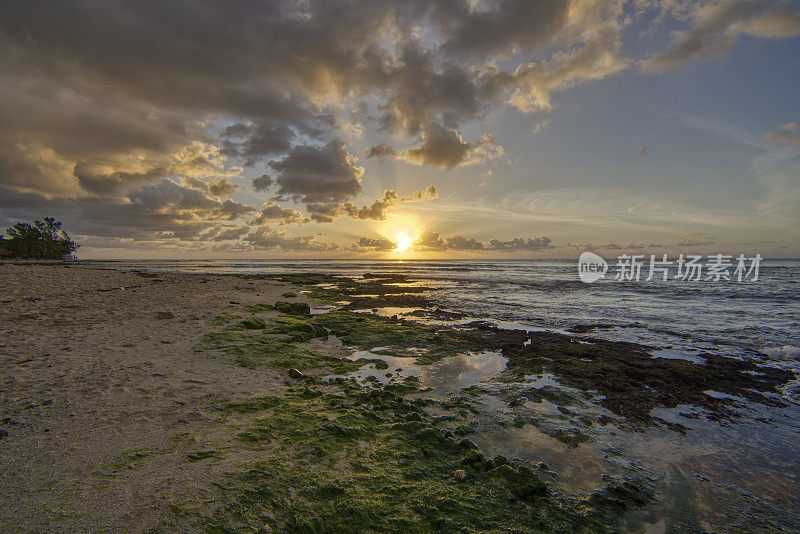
[366,143,397,160]
[306,186,437,223]
[200,226,250,242]
[415,231,485,251]
[251,202,310,226]
[270,140,364,205]
[245,227,337,251]
[221,121,295,165]
[252,174,274,192]
[353,236,397,251]
[400,123,503,169]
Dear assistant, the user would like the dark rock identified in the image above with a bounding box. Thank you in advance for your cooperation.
[154,310,175,320]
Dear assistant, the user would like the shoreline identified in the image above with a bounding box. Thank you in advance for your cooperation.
[1,263,797,532]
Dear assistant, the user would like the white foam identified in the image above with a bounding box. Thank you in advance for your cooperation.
[762,345,800,361]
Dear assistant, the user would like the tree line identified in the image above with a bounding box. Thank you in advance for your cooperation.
[0,217,79,259]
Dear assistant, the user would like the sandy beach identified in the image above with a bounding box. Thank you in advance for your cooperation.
[0,264,303,532]
[1,262,797,533]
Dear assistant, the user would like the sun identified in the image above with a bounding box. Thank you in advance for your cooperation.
[394,233,414,253]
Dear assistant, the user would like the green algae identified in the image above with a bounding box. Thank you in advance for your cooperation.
[239,316,267,329]
[268,316,328,342]
[198,386,652,533]
[211,312,241,326]
[245,303,275,313]
[282,292,298,298]
[274,301,311,315]
[202,326,358,374]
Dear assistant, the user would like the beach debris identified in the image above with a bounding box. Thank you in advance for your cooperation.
[154,309,175,320]
[287,368,305,380]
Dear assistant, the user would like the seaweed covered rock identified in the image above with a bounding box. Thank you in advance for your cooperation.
[502,332,794,425]
[269,316,327,342]
[274,301,310,315]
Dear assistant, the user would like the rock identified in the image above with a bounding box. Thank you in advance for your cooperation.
[287,368,305,380]
[0,429,7,439]
[155,310,175,320]
[16,313,38,320]
[274,301,311,315]
[454,469,467,480]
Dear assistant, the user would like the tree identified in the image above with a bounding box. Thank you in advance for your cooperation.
[4,217,79,259]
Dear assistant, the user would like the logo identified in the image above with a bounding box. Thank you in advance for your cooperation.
[578,252,608,283]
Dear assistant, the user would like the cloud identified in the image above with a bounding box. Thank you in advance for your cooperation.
[509,27,627,112]
[185,177,238,198]
[399,124,504,169]
[745,6,800,38]
[642,1,800,73]
[307,185,438,223]
[674,233,716,247]
[366,143,397,160]
[245,227,337,251]
[414,231,485,251]
[200,226,250,242]
[0,142,85,198]
[252,174,274,192]
[411,231,550,251]
[1,0,798,250]
[765,122,800,147]
[270,140,364,205]
[0,177,255,242]
[488,237,553,250]
[401,185,438,201]
[251,202,310,226]
[532,120,550,134]
[353,236,398,251]
[220,121,297,165]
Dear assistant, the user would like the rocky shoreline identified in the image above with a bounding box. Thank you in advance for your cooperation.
[1,264,796,532]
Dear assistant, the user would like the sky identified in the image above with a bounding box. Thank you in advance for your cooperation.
[1,0,799,259]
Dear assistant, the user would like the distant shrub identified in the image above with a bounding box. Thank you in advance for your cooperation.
[1,217,79,260]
